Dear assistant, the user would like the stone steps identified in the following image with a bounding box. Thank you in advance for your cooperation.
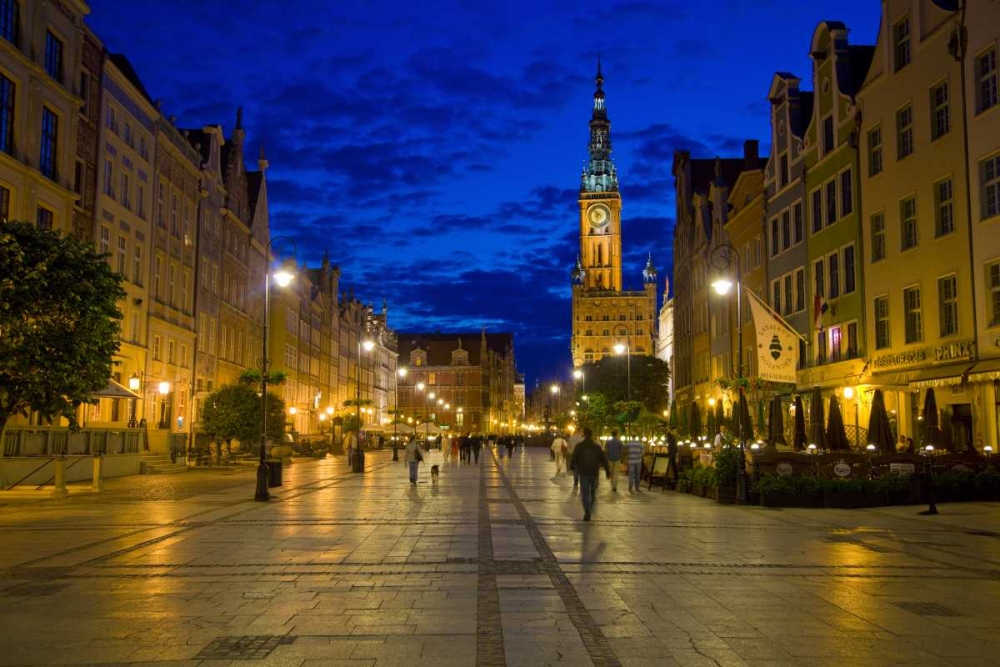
[140,454,188,475]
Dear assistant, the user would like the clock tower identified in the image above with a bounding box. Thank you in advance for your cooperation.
[570,60,658,368]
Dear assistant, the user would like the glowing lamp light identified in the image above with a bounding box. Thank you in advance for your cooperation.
[288,406,298,415]
[708,397,716,407]
[712,277,733,295]
[362,339,375,352]
[843,386,855,400]
[326,407,334,416]
[750,443,760,452]
[613,342,626,355]
[398,366,408,378]
[807,444,817,453]
[550,384,559,394]
[866,444,876,452]
[925,445,934,453]
[129,373,141,392]
[158,381,170,395]
[273,270,294,288]
[573,369,583,380]
[428,392,436,400]
[985,445,994,454]
[319,413,327,422]
[416,382,425,391]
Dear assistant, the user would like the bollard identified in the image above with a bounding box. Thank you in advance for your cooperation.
[52,456,68,498]
[92,454,104,492]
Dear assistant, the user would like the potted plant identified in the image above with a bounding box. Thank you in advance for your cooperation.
[712,445,740,504]
[691,466,717,497]
[756,474,823,508]
[876,473,911,506]
[677,469,693,494]
[821,477,884,509]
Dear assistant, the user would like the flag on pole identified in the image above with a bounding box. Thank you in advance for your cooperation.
[813,293,828,330]
[747,289,799,384]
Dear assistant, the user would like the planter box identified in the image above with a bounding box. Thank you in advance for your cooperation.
[759,491,824,508]
[692,482,705,497]
[714,486,736,504]
[677,481,692,493]
[823,491,884,509]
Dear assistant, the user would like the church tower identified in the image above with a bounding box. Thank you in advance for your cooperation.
[570,61,657,368]
[577,59,622,293]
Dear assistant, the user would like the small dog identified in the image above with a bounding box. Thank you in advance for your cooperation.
[430,464,440,485]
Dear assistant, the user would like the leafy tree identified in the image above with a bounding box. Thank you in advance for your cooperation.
[578,356,670,413]
[238,369,288,390]
[577,393,614,435]
[201,384,285,459]
[0,223,124,435]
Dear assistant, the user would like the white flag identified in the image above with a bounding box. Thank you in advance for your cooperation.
[747,292,798,384]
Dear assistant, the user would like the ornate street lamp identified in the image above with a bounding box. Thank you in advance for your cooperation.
[128,371,143,428]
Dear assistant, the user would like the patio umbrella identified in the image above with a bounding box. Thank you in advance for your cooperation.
[735,392,754,442]
[826,395,851,451]
[768,395,787,448]
[668,399,679,429]
[715,399,725,436]
[809,387,827,450]
[757,400,766,440]
[922,388,945,451]
[706,405,717,440]
[866,389,895,451]
[680,402,688,434]
[793,395,807,451]
[689,402,702,440]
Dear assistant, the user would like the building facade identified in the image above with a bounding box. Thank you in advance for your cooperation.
[655,277,674,404]
[570,64,657,368]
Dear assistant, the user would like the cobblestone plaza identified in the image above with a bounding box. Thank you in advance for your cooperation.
[1,449,999,667]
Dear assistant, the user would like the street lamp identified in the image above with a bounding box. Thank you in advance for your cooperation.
[613,325,632,434]
[255,236,297,502]
[352,337,375,473]
[573,368,585,397]
[128,371,144,428]
[710,242,747,504]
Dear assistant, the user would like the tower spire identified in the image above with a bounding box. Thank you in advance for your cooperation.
[582,59,617,193]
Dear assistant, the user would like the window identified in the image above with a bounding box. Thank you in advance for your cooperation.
[875,296,890,349]
[170,195,178,236]
[100,225,110,255]
[904,286,922,344]
[826,179,837,226]
[0,74,13,155]
[840,169,852,216]
[901,196,918,250]
[103,159,113,197]
[817,329,827,364]
[180,270,189,312]
[771,279,781,315]
[781,210,790,250]
[133,244,142,287]
[812,189,822,233]
[44,31,63,82]
[0,0,18,45]
[783,275,792,316]
[106,106,116,132]
[977,48,997,113]
[124,122,132,147]
[930,81,950,140]
[935,178,954,237]
[847,322,858,358]
[897,105,913,160]
[795,268,805,312]
[139,136,147,160]
[153,335,161,361]
[780,154,788,187]
[770,217,779,256]
[0,184,9,222]
[828,253,840,299]
[156,184,164,228]
[983,155,1000,219]
[822,115,834,155]
[868,126,883,176]
[167,339,175,365]
[793,203,803,244]
[814,259,825,299]
[871,211,886,262]
[938,275,958,337]
[130,312,139,343]
[39,107,58,180]
[829,326,842,362]
[988,262,1000,327]
[154,256,161,300]
[137,184,145,219]
[121,172,130,210]
[36,206,53,231]
[117,236,126,275]
[893,17,910,72]
[844,245,856,294]
[754,238,761,266]
[167,264,175,305]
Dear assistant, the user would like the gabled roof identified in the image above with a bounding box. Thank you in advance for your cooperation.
[108,53,155,106]
[794,92,814,138]
[181,128,212,165]
[397,332,514,367]
[841,45,875,98]
[247,171,263,214]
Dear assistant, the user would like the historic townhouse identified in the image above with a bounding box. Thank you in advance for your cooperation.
[799,23,873,410]
[71,26,101,242]
[302,256,342,436]
[336,292,372,429]
[859,0,975,449]
[90,55,157,432]
[0,0,88,232]
[655,277,674,404]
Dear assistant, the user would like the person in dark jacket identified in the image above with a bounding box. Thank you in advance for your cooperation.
[569,427,611,521]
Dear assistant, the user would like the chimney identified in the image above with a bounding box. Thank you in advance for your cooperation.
[743,140,759,170]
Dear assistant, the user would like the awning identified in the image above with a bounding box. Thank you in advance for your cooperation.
[908,362,975,389]
[968,357,1000,383]
[868,371,913,388]
[91,378,142,400]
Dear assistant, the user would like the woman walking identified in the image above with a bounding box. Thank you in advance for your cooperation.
[404,436,423,485]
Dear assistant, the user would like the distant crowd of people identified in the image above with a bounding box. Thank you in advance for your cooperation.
[400,432,528,484]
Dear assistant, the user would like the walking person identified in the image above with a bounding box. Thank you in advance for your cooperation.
[666,429,679,486]
[604,430,623,492]
[565,431,583,486]
[441,433,452,463]
[551,432,568,474]
[569,427,611,521]
[506,436,515,459]
[625,436,644,492]
[473,434,482,464]
[404,436,423,485]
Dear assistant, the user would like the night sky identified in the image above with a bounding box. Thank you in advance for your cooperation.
[89,0,877,387]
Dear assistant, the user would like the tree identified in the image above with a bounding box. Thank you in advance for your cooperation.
[0,223,125,435]
[578,355,670,413]
[238,369,288,390]
[201,384,285,459]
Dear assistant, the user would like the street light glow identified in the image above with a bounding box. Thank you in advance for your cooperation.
[843,386,855,400]
[398,366,408,378]
[362,339,375,352]
[273,270,294,288]
[157,381,170,395]
[416,382,425,391]
[129,373,141,392]
[573,369,583,380]
[712,277,733,295]
[550,384,559,394]
[613,342,626,355]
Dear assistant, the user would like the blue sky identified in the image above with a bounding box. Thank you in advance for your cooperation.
[89,0,878,387]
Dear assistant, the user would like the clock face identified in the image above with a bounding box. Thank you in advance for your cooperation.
[588,204,611,229]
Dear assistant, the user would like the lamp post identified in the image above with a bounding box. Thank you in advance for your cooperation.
[711,242,747,504]
[128,371,144,428]
[393,367,407,460]
[426,391,435,439]
[353,336,375,473]
[255,237,297,502]
[613,325,632,435]
[573,368,585,398]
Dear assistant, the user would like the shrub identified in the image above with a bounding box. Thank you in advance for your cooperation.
[691,465,718,489]
[755,474,821,496]
[713,445,741,487]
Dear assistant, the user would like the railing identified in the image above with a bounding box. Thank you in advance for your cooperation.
[2,427,145,457]
[781,424,870,451]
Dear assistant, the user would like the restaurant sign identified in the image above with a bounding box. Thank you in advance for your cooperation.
[873,339,975,369]
[934,340,975,362]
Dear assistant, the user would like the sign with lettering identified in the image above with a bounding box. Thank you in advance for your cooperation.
[834,462,852,478]
[934,340,975,362]
[776,462,794,477]
[890,463,916,476]
[951,464,971,474]
[873,350,926,369]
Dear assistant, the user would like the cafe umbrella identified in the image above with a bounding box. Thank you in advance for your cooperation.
[715,399,725,436]
[922,388,945,451]
[809,386,827,451]
[736,391,754,442]
[690,402,703,441]
[867,389,895,451]
[768,395,788,448]
[793,395,808,451]
[826,395,851,451]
